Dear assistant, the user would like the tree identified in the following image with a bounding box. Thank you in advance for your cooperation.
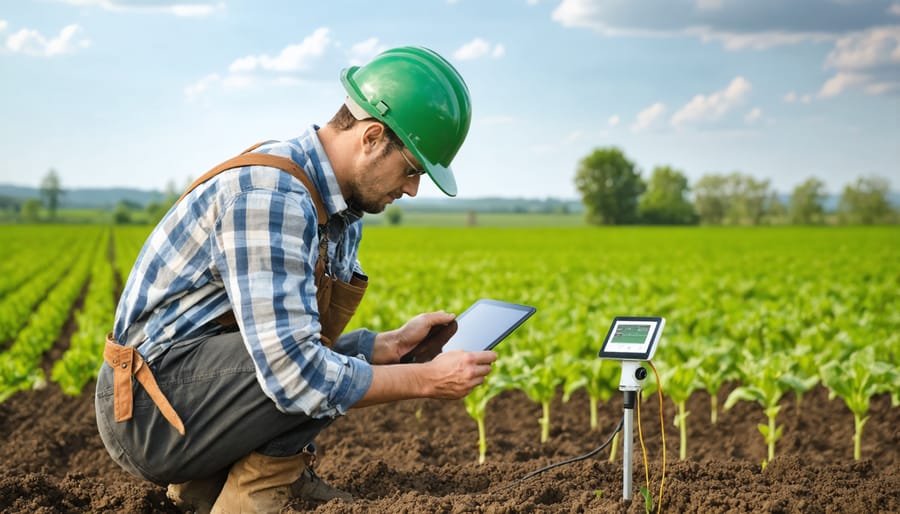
[694,172,773,225]
[693,174,730,225]
[114,201,133,224]
[764,191,788,225]
[384,205,403,226]
[727,174,771,226]
[575,147,645,225]
[638,165,697,225]
[21,198,42,222]
[789,177,826,225]
[837,175,896,224]
[40,169,64,219]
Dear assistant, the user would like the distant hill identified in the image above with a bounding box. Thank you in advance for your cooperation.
[0,184,584,213]
[393,196,584,214]
[2,183,898,213]
[0,184,167,209]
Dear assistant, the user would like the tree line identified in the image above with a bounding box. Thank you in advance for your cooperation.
[575,147,898,226]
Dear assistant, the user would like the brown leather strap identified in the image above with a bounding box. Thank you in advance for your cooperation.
[104,334,186,435]
[177,141,328,222]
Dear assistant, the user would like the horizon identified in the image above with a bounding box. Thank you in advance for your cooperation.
[1,1,898,199]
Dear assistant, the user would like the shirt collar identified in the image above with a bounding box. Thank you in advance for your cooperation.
[277,126,364,225]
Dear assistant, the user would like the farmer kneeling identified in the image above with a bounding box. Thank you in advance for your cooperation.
[95,46,496,513]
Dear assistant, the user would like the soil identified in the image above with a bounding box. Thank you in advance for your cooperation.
[0,377,897,514]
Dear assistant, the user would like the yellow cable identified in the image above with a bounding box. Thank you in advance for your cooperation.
[637,389,650,493]
[648,360,667,514]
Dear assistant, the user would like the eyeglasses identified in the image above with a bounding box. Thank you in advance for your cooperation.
[395,144,426,178]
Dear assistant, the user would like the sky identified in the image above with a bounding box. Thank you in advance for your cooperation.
[1,0,898,199]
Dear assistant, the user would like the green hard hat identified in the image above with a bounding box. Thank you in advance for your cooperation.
[340,46,472,196]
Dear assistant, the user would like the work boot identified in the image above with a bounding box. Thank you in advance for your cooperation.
[210,449,352,513]
[291,449,353,503]
[167,472,227,514]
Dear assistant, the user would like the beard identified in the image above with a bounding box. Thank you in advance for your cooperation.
[347,152,396,214]
[352,194,388,215]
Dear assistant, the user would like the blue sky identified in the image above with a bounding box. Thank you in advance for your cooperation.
[1,0,898,199]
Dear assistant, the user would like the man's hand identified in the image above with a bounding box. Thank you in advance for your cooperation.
[354,348,498,408]
[371,310,456,364]
[420,350,498,399]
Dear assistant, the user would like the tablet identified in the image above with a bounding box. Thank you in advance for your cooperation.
[401,299,536,363]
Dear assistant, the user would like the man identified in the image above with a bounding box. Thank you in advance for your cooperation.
[95,46,497,513]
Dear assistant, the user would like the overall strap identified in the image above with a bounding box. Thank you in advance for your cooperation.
[177,141,328,222]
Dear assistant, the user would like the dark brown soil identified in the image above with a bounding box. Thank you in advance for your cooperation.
[1,378,897,514]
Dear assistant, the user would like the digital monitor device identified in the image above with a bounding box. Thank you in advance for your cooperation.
[598,316,666,361]
[401,299,536,363]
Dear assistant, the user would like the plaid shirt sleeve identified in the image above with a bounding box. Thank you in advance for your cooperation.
[212,185,373,418]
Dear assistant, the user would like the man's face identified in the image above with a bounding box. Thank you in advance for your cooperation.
[349,141,423,214]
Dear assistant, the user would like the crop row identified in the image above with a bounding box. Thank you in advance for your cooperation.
[0,225,148,401]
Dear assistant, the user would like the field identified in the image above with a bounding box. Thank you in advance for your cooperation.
[1,224,898,513]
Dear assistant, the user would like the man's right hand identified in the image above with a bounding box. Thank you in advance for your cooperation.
[352,349,498,408]
[420,349,498,399]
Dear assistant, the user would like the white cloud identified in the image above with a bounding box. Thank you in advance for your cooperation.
[0,20,7,33]
[56,0,222,17]
[820,26,900,97]
[347,37,388,66]
[550,1,899,98]
[819,72,868,98]
[550,0,879,51]
[228,27,330,73]
[745,107,762,123]
[608,114,620,127]
[188,27,331,100]
[783,91,813,104]
[564,130,584,144]
[5,24,90,56]
[689,28,833,51]
[671,76,751,127]
[454,38,506,60]
[825,26,900,71]
[631,102,667,132]
[184,73,220,101]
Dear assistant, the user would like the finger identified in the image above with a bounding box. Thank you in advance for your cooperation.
[426,310,456,325]
[469,350,498,364]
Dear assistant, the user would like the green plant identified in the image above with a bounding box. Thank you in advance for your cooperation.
[658,357,702,460]
[693,340,738,424]
[724,352,796,462]
[562,357,619,431]
[820,346,898,460]
[462,372,513,464]
[511,351,565,443]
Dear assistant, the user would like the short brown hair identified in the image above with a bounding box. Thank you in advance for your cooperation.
[327,104,404,152]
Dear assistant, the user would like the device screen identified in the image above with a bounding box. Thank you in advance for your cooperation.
[599,317,664,361]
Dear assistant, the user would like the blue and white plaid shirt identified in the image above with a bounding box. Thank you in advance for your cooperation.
[113,126,374,418]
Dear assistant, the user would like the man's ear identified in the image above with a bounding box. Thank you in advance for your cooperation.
[361,121,387,152]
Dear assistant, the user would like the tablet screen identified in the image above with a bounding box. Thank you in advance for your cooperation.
[401,299,536,363]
